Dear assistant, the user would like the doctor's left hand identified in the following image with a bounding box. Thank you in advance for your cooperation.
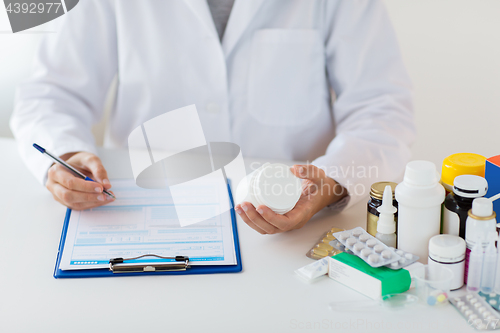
[235,165,347,234]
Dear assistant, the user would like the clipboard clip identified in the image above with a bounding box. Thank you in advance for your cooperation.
[109,254,190,273]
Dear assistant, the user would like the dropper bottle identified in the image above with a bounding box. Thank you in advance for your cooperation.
[375,185,397,248]
[467,235,484,293]
[480,231,497,293]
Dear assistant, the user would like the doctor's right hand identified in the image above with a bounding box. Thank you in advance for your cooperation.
[46,152,114,210]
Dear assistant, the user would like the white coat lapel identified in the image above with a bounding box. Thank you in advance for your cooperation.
[222,0,265,56]
[183,0,219,39]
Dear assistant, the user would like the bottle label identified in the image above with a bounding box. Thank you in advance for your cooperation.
[442,208,460,236]
[367,212,379,237]
[464,247,471,284]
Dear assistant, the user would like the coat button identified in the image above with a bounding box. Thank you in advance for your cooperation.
[206,103,220,114]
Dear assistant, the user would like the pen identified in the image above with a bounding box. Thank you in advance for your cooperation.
[33,143,115,199]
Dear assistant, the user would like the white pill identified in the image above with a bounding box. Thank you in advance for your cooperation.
[399,258,406,264]
[405,253,413,260]
[461,305,469,311]
[483,311,491,318]
[352,229,363,237]
[381,250,392,259]
[346,237,357,246]
[390,262,399,268]
[361,248,372,257]
[454,297,461,302]
[490,293,497,297]
[359,234,370,242]
[374,244,385,253]
[396,250,404,256]
[353,243,365,252]
[469,314,478,320]
[490,299,497,305]
[474,302,481,308]
[339,232,350,240]
[470,298,478,304]
[456,301,465,307]
[368,254,380,263]
[466,294,474,300]
[366,239,377,248]
[465,310,473,316]
[478,307,486,313]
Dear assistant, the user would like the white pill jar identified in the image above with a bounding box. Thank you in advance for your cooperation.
[428,234,466,290]
[235,163,302,214]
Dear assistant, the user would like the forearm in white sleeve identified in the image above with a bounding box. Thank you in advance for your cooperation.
[10,0,117,185]
[314,0,416,211]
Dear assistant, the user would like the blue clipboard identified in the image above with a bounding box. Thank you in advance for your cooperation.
[54,184,242,278]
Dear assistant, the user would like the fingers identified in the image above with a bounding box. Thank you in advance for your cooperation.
[49,164,104,193]
[291,164,326,183]
[79,154,111,190]
[236,203,279,234]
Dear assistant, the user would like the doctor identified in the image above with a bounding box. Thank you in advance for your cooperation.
[11,0,415,234]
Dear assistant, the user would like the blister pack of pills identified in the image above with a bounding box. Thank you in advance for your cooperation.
[479,292,500,312]
[384,248,419,270]
[332,227,401,267]
[306,227,344,260]
[450,294,500,330]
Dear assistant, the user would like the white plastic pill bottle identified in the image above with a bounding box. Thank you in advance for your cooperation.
[428,234,465,290]
[396,160,445,262]
[235,163,302,214]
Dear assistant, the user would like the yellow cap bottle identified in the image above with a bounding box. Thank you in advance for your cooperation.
[441,153,486,193]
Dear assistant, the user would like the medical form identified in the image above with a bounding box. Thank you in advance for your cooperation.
[59,179,237,270]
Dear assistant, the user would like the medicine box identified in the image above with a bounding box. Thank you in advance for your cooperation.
[485,155,500,215]
[328,252,411,300]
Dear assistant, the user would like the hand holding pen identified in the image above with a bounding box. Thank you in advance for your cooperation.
[34,144,115,210]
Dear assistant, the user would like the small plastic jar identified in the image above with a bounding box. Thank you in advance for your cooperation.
[235,163,302,214]
[428,234,466,290]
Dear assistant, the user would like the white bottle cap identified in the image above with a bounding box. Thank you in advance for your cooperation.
[403,160,439,187]
[377,185,397,234]
[453,175,488,198]
[428,235,466,262]
[254,163,301,214]
[471,197,494,217]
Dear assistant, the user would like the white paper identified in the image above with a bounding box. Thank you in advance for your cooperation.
[59,179,237,270]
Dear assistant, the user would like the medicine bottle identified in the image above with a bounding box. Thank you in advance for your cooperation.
[367,182,398,237]
[396,160,445,262]
[464,198,497,284]
[443,175,487,239]
[440,153,486,194]
[235,163,302,214]
[428,234,466,290]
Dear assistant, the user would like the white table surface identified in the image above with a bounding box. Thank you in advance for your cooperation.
[0,137,476,333]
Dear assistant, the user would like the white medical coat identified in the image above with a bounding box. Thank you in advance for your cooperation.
[10,0,416,210]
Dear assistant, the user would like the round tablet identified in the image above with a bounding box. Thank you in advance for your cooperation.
[381,250,392,259]
[483,311,491,318]
[353,243,365,252]
[490,299,497,305]
[396,250,404,256]
[374,245,385,253]
[405,253,413,260]
[454,297,461,302]
[339,232,350,240]
[399,258,406,264]
[346,237,357,246]
[469,314,478,320]
[457,301,464,307]
[470,298,478,304]
[466,294,474,300]
[361,248,372,257]
[478,307,486,313]
[352,229,363,237]
[427,296,437,306]
[317,243,334,251]
[490,293,497,297]
[359,234,370,243]
[461,305,469,311]
[366,239,377,248]
[390,262,399,268]
[474,302,481,308]
[465,310,473,316]
[368,254,379,264]
[436,294,447,303]
[313,248,329,257]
